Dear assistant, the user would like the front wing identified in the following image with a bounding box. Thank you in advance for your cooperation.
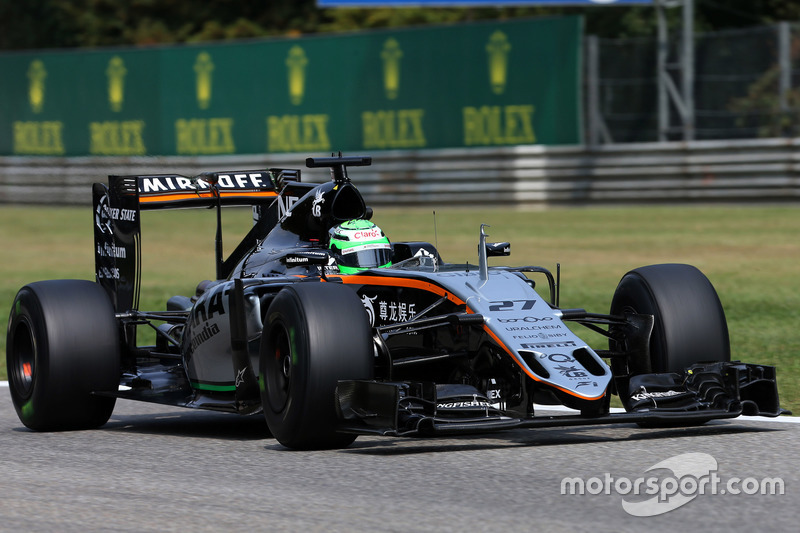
[335,361,784,437]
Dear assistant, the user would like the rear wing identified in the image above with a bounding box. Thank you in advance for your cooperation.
[136,170,295,209]
[92,168,312,312]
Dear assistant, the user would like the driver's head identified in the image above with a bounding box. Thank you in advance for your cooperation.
[328,220,392,274]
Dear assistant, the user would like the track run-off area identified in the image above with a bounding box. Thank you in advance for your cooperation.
[2,382,798,532]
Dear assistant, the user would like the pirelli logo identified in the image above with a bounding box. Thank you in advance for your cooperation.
[520,340,577,350]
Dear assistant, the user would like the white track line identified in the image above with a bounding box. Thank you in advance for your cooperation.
[534,403,800,424]
[0,382,795,423]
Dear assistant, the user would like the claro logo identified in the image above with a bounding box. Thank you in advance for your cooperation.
[354,230,381,240]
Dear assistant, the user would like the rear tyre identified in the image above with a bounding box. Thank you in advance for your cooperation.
[260,282,373,450]
[610,263,730,374]
[7,280,120,431]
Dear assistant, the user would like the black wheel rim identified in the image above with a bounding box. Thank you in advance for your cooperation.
[10,318,36,399]
[266,323,292,413]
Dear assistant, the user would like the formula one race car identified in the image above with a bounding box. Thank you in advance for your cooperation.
[6,155,785,450]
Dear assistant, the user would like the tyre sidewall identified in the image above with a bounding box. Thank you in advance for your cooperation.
[260,287,311,442]
[611,264,730,373]
[260,282,372,449]
[7,280,119,430]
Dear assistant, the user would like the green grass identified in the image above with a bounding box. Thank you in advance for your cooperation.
[2,204,798,414]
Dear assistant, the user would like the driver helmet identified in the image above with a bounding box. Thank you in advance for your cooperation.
[328,220,393,274]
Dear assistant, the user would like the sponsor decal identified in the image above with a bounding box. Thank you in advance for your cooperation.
[630,388,683,402]
[361,294,377,326]
[234,368,247,388]
[139,173,268,194]
[486,378,502,401]
[361,294,417,326]
[437,400,493,409]
[95,193,112,234]
[498,316,552,323]
[277,194,299,219]
[378,299,416,323]
[194,52,214,110]
[381,38,402,100]
[191,289,227,326]
[97,266,120,280]
[190,322,221,351]
[283,251,328,265]
[520,340,577,350]
[360,294,417,325]
[353,229,381,240]
[13,121,65,155]
[267,114,331,153]
[505,324,564,331]
[286,45,307,106]
[341,242,392,255]
[362,109,427,150]
[324,255,340,275]
[529,332,567,340]
[413,247,437,265]
[90,120,146,156]
[487,31,510,95]
[28,60,47,113]
[96,242,127,259]
[106,56,126,112]
[175,118,235,155]
[513,332,568,339]
[93,195,136,237]
[311,189,324,217]
[554,365,589,379]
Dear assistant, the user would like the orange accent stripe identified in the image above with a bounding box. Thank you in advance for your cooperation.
[338,274,467,306]
[341,272,605,402]
[140,190,278,204]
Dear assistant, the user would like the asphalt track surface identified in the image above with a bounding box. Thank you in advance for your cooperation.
[1,383,797,532]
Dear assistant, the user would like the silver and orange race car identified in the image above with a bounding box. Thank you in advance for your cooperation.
[6,155,786,450]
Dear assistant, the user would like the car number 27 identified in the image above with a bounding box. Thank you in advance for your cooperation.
[488,300,537,312]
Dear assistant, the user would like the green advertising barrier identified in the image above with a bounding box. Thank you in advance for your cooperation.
[0,16,582,157]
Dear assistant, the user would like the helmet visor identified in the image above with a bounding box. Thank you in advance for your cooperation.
[338,243,393,269]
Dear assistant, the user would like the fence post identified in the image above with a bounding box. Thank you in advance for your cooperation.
[586,35,612,146]
[682,0,695,141]
[657,1,669,141]
[778,22,791,114]
[656,0,695,141]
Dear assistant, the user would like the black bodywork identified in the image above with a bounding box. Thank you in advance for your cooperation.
[13,154,780,445]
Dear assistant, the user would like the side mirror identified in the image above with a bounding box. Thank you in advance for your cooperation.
[485,242,510,257]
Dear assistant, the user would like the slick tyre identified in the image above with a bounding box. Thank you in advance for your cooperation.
[260,282,373,450]
[610,263,730,374]
[7,280,120,431]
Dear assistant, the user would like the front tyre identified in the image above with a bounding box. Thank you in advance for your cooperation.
[260,282,373,450]
[610,263,730,373]
[7,280,120,431]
